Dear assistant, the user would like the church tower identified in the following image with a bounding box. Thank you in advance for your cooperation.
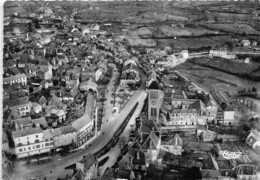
[147,70,163,123]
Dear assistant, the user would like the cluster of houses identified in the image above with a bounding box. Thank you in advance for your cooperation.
[2,3,136,160]
[99,64,259,180]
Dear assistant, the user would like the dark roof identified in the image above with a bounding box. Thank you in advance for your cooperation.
[148,81,160,90]
[132,151,146,166]
[32,117,48,128]
[140,119,156,134]
[6,96,29,107]
[80,153,96,171]
[12,127,43,138]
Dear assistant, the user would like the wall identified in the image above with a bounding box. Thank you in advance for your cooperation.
[53,132,77,147]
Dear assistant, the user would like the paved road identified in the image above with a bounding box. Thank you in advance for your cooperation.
[12,71,147,180]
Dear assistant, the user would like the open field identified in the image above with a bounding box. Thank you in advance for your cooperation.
[176,62,260,96]
[130,27,153,38]
[159,37,220,50]
[125,11,188,23]
[207,23,260,35]
[127,38,156,47]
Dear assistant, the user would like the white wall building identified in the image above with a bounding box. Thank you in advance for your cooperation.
[12,127,53,158]
[209,50,236,59]
[3,73,27,86]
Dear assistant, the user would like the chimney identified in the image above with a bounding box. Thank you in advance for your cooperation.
[137,151,140,160]
[140,133,143,143]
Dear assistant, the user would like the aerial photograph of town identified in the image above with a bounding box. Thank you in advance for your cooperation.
[2,0,260,179]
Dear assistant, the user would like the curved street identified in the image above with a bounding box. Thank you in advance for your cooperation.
[12,69,147,180]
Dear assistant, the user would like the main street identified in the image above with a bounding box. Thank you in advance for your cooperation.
[12,69,147,180]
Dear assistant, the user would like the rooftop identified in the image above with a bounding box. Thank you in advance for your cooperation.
[12,127,43,138]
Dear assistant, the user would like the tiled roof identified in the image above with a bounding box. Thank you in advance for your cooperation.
[166,133,183,146]
[60,125,77,134]
[32,117,48,128]
[140,119,156,134]
[3,73,27,83]
[80,153,96,171]
[13,117,32,129]
[72,113,92,131]
[6,96,29,107]
[3,108,21,121]
[12,127,43,138]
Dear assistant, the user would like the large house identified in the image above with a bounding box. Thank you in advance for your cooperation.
[71,153,98,180]
[120,58,141,87]
[11,127,53,159]
[5,96,31,116]
[72,92,96,147]
[3,73,27,86]
[210,90,235,125]
[246,129,260,153]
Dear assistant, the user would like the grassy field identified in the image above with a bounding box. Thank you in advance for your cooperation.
[159,37,220,50]
[207,23,260,35]
[127,38,156,47]
[176,62,260,96]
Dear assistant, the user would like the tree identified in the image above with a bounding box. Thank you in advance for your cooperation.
[252,87,257,93]
[183,166,202,180]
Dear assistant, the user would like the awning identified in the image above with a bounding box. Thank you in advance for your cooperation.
[39,149,50,154]
[29,150,40,156]
[17,152,29,158]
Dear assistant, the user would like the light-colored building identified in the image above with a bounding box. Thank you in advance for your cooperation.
[161,133,183,155]
[72,92,96,147]
[3,73,27,86]
[246,129,260,153]
[50,125,77,148]
[209,50,236,59]
[11,127,53,159]
[7,97,31,116]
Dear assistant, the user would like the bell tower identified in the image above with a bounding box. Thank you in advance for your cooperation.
[147,81,162,123]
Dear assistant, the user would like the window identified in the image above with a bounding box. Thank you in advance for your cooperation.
[19,149,23,152]
[24,148,26,151]
[150,91,158,99]
[28,147,31,150]
[35,139,39,143]
[36,145,40,149]
[42,144,44,147]
[45,139,48,142]
[45,143,49,146]
[26,107,28,110]
[36,135,38,138]
[21,108,25,111]
[27,137,29,140]
[50,138,53,141]
[151,108,157,117]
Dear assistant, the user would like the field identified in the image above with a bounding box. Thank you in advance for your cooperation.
[125,11,188,23]
[207,23,260,35]
[159,37,220,50]
[176,62,260,96]
[127,38,156,47]
[130,27,153,38]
